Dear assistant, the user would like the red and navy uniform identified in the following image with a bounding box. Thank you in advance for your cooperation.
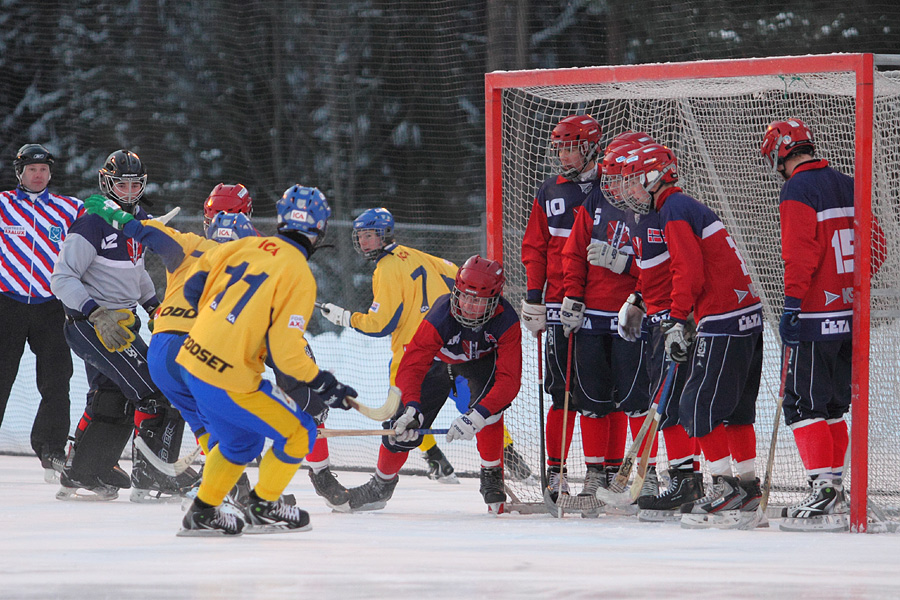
[522,173,596,404]
[561,189,649,416]
[780,159,854,341]
[658,188,763,336]
[521,174,596,313]
[396,294,522,421]
[779,160,857,462]
[657,188,763,440]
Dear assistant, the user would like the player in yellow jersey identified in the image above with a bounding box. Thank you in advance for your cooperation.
[173,185,357,536]
[315,208,460,501]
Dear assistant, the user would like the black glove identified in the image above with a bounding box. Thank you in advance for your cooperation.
[311,371,357,410]
[779,308,800,346]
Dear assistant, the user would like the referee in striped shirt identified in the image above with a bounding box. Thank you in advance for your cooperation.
[0,144,83,482]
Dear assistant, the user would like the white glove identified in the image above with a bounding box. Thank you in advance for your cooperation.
[392,406,424,443]
[320,302,352,327]
[617,293,646,342]
[660,319,689,363]
[446,409,487,442]
[151,206,180,225]
[587,242,629,274]
[559,297,585,337]
[520,300,546,337]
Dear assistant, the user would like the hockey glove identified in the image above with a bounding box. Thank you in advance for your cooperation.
[617,292,646,342]
[586,242,629,274]
[319,302,352,328]
[310,371,357,410]
[392,405,424,443]
[83,194,135,230]
[520,299,546,337]
[446,409,487,442]
[559,297,585,337]
[779,308,801,347]
[660,318,689,363]
[89,307,136,352]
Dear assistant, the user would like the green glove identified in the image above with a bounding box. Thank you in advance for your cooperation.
[83,194,134,230]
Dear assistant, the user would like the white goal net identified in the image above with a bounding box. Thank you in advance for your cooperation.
[488,55,900,518]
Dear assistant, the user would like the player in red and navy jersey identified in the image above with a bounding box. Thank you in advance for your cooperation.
[520,114,602,509]
[346,255,522,513]
[761,118,871,525]
[622,143,765,530]
[559,150,653,516]
[600,134,705,520]
[0,144,83,481]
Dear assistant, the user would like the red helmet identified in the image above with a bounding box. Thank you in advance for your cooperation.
[600,131,655,210]
[619,143,678,214]
[761,118,815,171]
[450,255,505,328]
[203,183,253,227]
[550,115,602,181]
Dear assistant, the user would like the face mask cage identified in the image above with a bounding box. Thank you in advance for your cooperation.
[450,287,498,328]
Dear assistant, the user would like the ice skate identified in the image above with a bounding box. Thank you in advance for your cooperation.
[779,478,849,533]
[680,475,753,529]
[637,469,703,522]
[708,477,768,530]
[100,464,132,489]
[479,466,506,514]
[543,466,570,517]
[348,474,398,512]
[574,465,605,518]
[40,449,65,484]
[309,466,351,512]
[56,470,119,501]
[178,501,244,537]
[244,494,311,534]
[601,467,639,517]
[131,450,199,504]
[424,446,459,484]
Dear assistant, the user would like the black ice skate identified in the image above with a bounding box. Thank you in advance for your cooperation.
[637,469,703,522]
[56,470,119,501]
[348,474,398,512]
[178,501,244,537]
[131,446,199,504]
[424,445,459,484]
[244,494,311,534]
[479,466,507,514]
[100,464,132,489]
[680,474,762,529]
[309,466,351,512]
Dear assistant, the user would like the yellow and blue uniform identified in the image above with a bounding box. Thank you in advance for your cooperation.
[176,234,320,504]
[349,243,457,384]
[119,218,221,453]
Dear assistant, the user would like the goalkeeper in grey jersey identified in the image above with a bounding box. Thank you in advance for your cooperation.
[51,150,192,502]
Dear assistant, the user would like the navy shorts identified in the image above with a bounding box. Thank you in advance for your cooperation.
[782,339,851,426]
[678,331,762,438]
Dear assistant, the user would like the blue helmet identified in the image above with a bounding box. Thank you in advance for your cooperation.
[276,185,331,249]
[352,207,394,260]
[205,211,258,243]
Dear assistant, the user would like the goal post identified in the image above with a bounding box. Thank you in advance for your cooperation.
[485,53,899,531]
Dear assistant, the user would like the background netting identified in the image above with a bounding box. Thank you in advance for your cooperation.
[494,67,900,511]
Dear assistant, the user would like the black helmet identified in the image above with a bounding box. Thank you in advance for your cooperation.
[98,149,147,212]
[14,144,54,176]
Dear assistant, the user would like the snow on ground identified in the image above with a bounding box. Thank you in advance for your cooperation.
[1,456,898,600]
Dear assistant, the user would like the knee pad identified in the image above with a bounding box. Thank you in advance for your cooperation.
[91,390,134,425]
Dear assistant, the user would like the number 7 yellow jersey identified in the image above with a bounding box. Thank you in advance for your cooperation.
[349,243,457,384]
[176,234,319,393]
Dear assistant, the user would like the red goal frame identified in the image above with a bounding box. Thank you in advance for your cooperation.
[485,53,876,532]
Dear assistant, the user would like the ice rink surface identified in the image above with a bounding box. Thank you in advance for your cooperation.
[1,455,898,600]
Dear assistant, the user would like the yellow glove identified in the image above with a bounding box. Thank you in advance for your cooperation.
[88,307,136,352]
